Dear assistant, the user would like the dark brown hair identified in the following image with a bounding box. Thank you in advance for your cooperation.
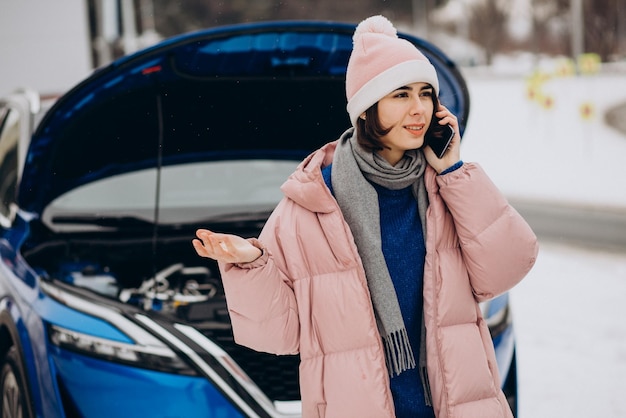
[355,85,441,152]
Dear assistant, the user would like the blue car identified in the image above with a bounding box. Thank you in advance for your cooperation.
[0,21,516,418]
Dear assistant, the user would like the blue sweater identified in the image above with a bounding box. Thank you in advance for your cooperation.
[322,165,435,418]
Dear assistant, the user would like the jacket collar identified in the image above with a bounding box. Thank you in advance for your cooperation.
[281,128,440,213]
[280,138,340,214]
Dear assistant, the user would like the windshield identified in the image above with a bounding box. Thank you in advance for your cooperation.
[42,159,298,232]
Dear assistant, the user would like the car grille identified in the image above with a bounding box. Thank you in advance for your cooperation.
[180,298,301,402]
[214,334,300,401]
[211,330,301,402]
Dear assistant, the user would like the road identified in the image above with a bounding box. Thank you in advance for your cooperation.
[510,199,626,251]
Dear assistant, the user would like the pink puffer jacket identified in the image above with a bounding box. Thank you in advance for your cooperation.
[219,141,538,418]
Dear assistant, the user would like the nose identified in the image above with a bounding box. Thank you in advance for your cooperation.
[410,97,425,115]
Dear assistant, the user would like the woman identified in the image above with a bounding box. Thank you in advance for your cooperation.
[193,15,538,418]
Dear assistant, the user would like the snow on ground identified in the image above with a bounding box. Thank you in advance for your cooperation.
[511,241,626,418]
[461,63,626,417]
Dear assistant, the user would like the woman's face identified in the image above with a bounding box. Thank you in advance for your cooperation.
[374,82,434,165]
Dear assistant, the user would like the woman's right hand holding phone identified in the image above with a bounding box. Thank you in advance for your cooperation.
[423,104,462,173]
[193,229,263,264]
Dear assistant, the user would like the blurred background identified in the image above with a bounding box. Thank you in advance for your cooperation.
[1,0,626,94]
[2,1,626,417]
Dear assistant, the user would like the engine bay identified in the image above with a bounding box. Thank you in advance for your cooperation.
[23,230,230,324]
[23,226,301,402]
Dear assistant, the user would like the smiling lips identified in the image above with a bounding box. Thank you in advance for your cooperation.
[404,124,425,135]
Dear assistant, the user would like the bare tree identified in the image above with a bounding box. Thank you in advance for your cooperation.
[149,0,626,63]
[528,0,625,60]
[466,0,509,65]
[584,0,623,61]
[526,0,570,56]
[152,0,437,38]
[152,0,372,36]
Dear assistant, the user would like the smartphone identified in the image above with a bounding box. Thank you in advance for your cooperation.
[425,122,455,159]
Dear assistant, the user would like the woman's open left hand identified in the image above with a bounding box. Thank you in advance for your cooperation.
[193,229,263,264]
[423,104,462,173]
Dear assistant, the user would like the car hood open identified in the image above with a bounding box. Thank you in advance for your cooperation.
[20,21,469,216]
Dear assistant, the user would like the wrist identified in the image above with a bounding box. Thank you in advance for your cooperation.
[438,160,463,175]
[233,247,265,268]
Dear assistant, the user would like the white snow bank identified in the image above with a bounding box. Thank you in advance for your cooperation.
[461,67,626,211]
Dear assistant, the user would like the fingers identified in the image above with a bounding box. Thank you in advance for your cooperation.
[192,234,219,259]
[435,105,458,129]
[193,229,229,260]
[208,234,230,256]
[435,105,462,147]
[192,238,212,258]
[193,229,255,263]
[196,228,215,243]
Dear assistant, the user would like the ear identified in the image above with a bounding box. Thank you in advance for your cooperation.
[359,113,366,120]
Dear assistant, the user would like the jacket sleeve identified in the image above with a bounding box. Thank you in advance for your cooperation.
[218,201,300,355]
[436,163,539,301]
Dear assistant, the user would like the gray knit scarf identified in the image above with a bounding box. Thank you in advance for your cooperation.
[331,128,429,376]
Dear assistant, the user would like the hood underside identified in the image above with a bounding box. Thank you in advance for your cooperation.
[21,21,469,215]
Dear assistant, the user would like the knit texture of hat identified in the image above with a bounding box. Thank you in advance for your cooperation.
[346,15,440,127]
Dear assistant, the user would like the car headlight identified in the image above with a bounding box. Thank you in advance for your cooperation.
[47,323,194,374]
[41,280,196,375]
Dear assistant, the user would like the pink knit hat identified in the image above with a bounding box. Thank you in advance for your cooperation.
[346,15,440,127]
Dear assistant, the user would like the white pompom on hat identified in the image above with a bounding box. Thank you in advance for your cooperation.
[345,15,440,127]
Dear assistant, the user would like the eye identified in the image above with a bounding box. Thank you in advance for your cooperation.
[420,90,433,97]
[394,92,409,98]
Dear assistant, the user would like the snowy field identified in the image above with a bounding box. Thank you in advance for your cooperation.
[511,241,626,418]
[461,63,626,210]
[462,64,626,417]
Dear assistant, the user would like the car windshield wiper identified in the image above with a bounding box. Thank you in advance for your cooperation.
[51,215,154,228]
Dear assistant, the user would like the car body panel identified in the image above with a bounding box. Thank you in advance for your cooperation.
[50,349,244,418]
